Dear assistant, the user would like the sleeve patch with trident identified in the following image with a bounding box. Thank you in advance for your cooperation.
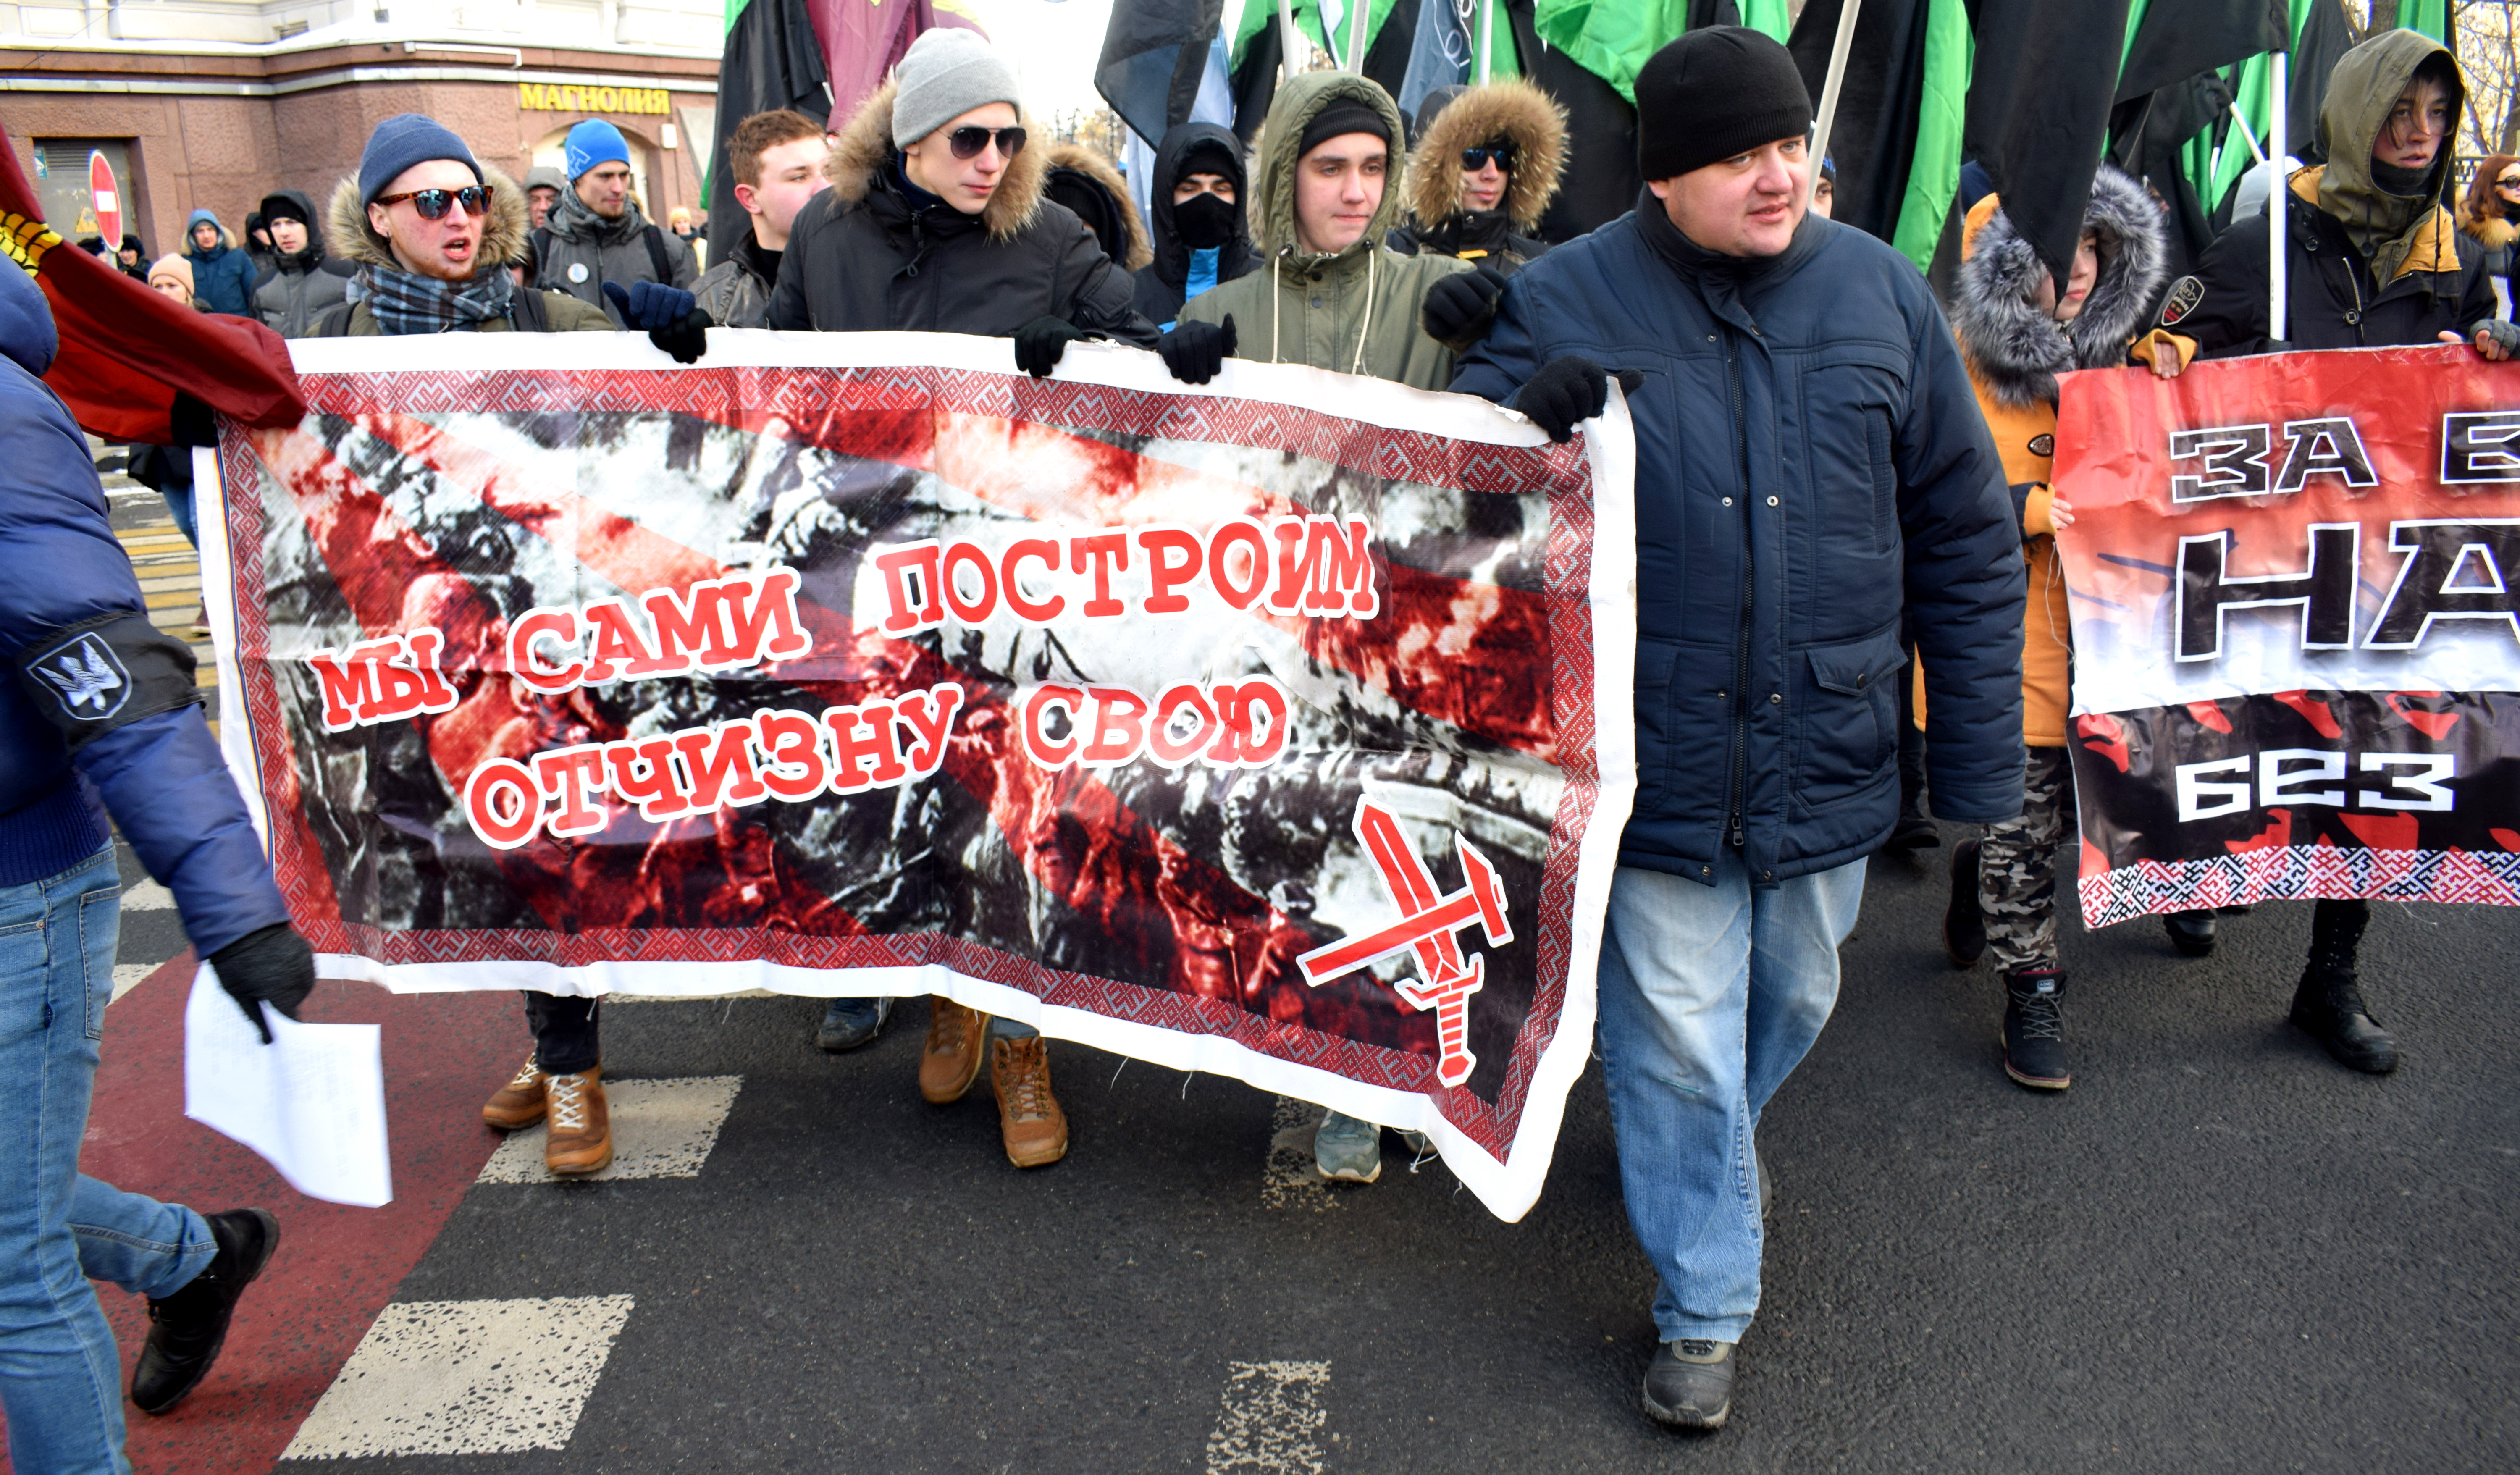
[1295,799,1514,1089]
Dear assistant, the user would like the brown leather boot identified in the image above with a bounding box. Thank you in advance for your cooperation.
[919,998,989,1104]
[992,1035,1068,1168]
[543,1067,612,1176]
[482,1054,549,1131]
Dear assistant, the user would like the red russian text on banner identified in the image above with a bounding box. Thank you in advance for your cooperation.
[200,331,1638,1222]
[2053,345,2520,926]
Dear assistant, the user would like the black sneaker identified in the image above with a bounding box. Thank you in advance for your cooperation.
[1643,1338,1735,1429]
[131,1208,279,1415]
[2161,909,2217,957]
[1943,839,1985,968]
[816,995,895,1052]
[2001,968,2071,1089]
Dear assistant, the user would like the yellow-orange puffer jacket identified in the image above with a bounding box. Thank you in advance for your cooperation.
[1921,165,2166,747]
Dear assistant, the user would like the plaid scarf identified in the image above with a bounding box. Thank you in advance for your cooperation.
[357,263,515,335]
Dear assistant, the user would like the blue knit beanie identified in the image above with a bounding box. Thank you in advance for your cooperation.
[359,114,482,206]
[564,120,632,181]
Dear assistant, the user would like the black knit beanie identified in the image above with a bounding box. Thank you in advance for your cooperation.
[1298,100,1392,159]
[1634,27,1813,181]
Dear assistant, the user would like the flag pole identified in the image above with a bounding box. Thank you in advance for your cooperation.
[1809,0,1863,182]
[2268,50,2288,343]
[1477,0,1492,83]
[1347,0,1369,72]
[1278,0,1299,87]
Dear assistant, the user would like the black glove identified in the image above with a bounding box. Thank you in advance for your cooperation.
[169,391,218,448]
[205,923,318,1045]
[604,281,712,364]
[1421,264,1509,349]
[1158,315,1236,384]
[1517,355,1611,444]
[1013,316,1095,378]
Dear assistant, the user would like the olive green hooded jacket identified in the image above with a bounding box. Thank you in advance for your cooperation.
[1176,71,1473,391]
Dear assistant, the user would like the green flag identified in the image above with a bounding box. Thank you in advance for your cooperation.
[1530,0,1789,108]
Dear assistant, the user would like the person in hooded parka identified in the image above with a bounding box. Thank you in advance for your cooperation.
[1391,79,1567,274]
[1930,164,2166,1093]
[2131,29,2513,1075]
[1134,123,1259,331]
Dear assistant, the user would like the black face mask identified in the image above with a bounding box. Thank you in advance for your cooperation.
[1173,190,1236,250]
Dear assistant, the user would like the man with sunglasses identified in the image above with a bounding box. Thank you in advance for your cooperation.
[536,120,701,331]
[769,28,1159,1168]
[767,27,1158,390]
[318,115,710,368]
[1392,80,1566,278]
[316,114,708,1176]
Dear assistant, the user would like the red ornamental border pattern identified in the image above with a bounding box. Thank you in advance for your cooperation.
[223,366,1605,1161]
[2079,845,2520,928]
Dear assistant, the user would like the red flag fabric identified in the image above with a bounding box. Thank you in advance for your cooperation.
[809,0,989,133]
[0,124,303,442]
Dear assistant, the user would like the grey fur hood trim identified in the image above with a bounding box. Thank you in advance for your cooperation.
[1950,162,2165,408]
[326,164,529,273]
[823,77,1046,243]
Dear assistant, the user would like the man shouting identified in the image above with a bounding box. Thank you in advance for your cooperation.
[1452,28,2024,1430]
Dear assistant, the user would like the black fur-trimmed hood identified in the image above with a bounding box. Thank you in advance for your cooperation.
[1950,163,2165,408]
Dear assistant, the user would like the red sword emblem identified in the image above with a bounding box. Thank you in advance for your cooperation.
[1296,800,1513,1089]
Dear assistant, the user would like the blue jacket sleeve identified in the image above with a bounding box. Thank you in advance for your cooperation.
[1892,292,2027,825]
[0,373,290,955]
[80,708,291,958]
[1448,273,1546,407]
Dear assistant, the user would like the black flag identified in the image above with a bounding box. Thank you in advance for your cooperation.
[2116,0,2287,107]
[1967,0,2138,298]
[707,0,832,256]
[1788,0,1937,247]
[1506,0,1641,239]
[1097,0,1228,147]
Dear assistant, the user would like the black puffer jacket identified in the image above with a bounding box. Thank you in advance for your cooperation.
[1133,122,1260,329]
[250,188,355,339]
[767,80,1156,345]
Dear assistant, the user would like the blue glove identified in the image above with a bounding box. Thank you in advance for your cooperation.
[603,279,698,331]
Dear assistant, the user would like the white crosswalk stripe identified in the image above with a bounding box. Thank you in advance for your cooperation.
[120,879,176,912]
[1260,1096,1339,1213]
[110,963,159,1003]
[1203,1360,1332,1474]
[477,1076,743,1183]
[281,1295,636,1459]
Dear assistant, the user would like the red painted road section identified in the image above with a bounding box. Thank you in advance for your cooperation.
[1,954,522,1474]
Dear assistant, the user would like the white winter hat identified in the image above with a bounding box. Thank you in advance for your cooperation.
[891,29,1023,147]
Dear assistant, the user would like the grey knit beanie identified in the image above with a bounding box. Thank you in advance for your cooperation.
[891,29,1023,146]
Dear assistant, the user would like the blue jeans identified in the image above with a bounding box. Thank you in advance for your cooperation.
[0,845,215,1475]
[1596,854,1864,1345]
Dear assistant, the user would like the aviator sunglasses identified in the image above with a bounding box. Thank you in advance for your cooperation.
[1461,146,1515,171]
[374,185,494,220]
[948,126,1028,160]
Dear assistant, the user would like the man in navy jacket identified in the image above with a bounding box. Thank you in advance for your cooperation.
[1452,29,2024,1430]
[0,253,312,1466]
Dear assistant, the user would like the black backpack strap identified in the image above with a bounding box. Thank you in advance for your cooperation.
[531,226,555,276]
[511,288,552,333]
[312,300,356,337]
[643,224,672,285]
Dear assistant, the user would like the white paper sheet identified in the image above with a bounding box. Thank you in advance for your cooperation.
[184,964,393,1207]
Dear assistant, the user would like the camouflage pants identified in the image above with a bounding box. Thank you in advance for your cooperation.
[1978,746,2071,976]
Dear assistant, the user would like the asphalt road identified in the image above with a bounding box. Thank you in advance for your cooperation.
[87,486,2520,1474]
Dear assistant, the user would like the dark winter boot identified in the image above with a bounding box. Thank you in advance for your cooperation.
[1943,839,1985,968]
[2289,899,2398,1074]
[131,1208,280,1415]
[2001,968,2071,1090]
[2161,908,2217,956]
